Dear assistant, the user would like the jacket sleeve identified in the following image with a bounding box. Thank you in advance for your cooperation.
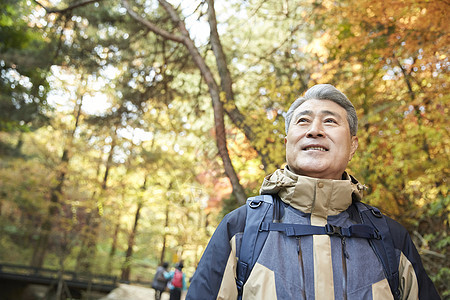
[386,217,441,300]
[186,206,246,300]
[164,270,174,280]
[182,273,187,291]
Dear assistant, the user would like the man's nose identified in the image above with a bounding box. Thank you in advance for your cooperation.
[306,120,324,137]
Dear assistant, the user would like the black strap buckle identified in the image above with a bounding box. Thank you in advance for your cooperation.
[373,229,382,240]
[325,224,343,237]
[236,279,244,295]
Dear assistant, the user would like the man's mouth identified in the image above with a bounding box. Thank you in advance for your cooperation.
[303,146,328,151]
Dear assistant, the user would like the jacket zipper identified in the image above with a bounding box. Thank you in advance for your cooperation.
[341,237,348,300]
[297,238,307,299]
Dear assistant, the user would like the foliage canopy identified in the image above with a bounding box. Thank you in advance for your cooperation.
[0,0,448,296]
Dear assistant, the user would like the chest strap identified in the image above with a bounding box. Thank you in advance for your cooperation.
[260,222,381,240]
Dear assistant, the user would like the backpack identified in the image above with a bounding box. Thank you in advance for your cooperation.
[172,269,183,288]
[156,269,166,282]
[236,195,400,300]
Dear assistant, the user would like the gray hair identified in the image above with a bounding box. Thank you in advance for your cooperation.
[285,84,358,136]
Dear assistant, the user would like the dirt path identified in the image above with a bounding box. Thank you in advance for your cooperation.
[100,284,186,300]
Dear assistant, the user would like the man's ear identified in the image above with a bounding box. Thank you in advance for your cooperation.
[284,136,287,145]
[349,136,358,161]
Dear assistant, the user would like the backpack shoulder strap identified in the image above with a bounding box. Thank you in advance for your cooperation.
[236,194,274,299]
[355,202,401,300]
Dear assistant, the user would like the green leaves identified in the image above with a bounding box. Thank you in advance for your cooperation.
[0,0,447,291]
[0,0,52,132]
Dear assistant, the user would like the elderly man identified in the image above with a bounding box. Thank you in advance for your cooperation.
[186,84,439,300]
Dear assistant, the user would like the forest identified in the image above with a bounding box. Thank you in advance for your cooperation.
[0,0,448,297]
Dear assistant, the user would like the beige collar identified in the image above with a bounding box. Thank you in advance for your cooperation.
[259,168,365,219]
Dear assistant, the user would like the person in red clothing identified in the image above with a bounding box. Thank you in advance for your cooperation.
[165,261,187,300]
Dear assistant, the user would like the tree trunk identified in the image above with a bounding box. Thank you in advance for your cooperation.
[106,213,121,274]
[31,98,83,268]
[206,0,274,170]
[160,0,247,205]
[77,132,117,273]
[123,0,247,205]
[160,203,169,264]
[206,0,254,140]
[121,201,143,281]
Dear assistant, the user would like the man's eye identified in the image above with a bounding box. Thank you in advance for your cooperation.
[296,118,309,124]
[324,119,337,124]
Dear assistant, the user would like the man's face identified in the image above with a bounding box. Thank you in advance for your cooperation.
[285,99,358,180]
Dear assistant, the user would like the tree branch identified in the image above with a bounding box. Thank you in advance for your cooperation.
[158,0,247,204]
[33,0,103,14]
[158,0,191,40]
[122,0,185,44]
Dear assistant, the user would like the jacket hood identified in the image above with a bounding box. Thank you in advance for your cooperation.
[260,167,366,217]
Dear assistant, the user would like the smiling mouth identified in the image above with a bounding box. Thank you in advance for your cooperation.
[303,146,328,151]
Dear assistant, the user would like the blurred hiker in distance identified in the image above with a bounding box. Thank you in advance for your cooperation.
[152,261,169,300]
[165,261,187,300]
